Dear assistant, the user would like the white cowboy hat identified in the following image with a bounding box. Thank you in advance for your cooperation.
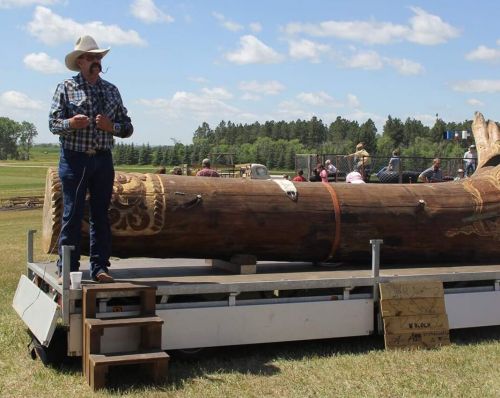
[65,35,110,72]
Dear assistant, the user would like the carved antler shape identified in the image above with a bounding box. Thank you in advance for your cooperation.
[471,112,500,171]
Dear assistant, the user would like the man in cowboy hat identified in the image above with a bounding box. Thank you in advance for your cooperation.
[49,35,133,283]
[463,144,477,177]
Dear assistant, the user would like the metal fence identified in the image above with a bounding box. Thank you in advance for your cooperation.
[295,154,471,183]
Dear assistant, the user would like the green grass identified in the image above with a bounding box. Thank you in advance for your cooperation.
[0,209,499,397]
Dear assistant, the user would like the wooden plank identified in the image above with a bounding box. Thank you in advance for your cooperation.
[89,350,169,366]
[379,281,444,300]
[383,314,449,334]
[385,330,450,349]
[380,297,446,317]
[85,316,163,329]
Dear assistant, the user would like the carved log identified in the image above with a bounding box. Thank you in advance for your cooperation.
[42,112,500,263]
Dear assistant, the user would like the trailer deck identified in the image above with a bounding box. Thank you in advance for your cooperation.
[13,232,500,360]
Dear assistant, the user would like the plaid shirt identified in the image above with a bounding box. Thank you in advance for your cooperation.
[49,73,133,152]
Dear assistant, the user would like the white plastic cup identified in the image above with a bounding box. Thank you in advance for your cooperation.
[70,271,83,289]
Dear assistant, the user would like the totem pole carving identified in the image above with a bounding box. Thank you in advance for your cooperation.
[42,112,500,264]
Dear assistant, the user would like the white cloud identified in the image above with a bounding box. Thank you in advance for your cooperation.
[343,50,384,70]
[407,7,460,45]
[283,7,459,46]
[249,22,262,33]
[238,80,285,95]
[27,6,146,46]
[276,100,314,120]
[201,87,233,100]
[130,0,173,24]
[240,92,261,101]
[0,0,58,8]
[23,52,65,74]
[452,80,500,93]
[347,94,360,108]
[284,20,408,45]
[467,98,484,107]
[465,45,500,62]
[138,90,239,121]
[385,57,424,75]
[225,35,284,64]
[288,39,329,62]
[296,91,340,107]
[0,90,43,110]
[212,12,243,32]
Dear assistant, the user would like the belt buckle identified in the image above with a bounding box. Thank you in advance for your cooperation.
[86,149,97,156]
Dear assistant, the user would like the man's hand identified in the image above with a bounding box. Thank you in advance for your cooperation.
[96,114,113,133]
[69,114,89,129]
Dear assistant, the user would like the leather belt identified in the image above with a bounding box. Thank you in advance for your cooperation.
[84,149,110,156]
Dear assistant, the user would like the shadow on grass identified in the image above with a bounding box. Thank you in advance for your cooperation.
[33,325,500,392]
[450,325,500,346]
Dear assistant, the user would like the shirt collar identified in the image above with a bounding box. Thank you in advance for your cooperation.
[74,73,102,88]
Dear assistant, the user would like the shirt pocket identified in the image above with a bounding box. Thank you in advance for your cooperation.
[67,95,88,116]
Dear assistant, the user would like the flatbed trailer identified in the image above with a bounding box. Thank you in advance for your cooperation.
[13,232,500,361]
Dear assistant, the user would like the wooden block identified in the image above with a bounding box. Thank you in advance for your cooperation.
[385,330,450,349]
[383,314,449,334]
[380,297,446,317]
[208,258,257,275]
[379,281,444,300]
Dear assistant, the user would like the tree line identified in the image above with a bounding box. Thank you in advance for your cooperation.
[0,117,38,160]
[0,114,474,167]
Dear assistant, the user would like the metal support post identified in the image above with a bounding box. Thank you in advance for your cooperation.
[370,239,383,334]
[61,245,74,326]
[228,292,238,306]
[26,230,36,279]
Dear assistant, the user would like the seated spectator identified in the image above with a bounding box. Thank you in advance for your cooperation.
[171,167,182,175]
[196,158,220,177]
[325,159,337,176]
[292,170,307,182]
[387,149,401,172]
[309,168,321,182]
[454,168,465,181]
[346,171,366,184]
[419,158,443,183]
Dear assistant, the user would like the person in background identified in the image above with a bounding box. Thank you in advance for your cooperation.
[387,149,401,172]
[309,168,321,182]
[463,144,477,176]
[49,35,134,283]
[282,174,289,180]
[346,142,371,172]
[325,159,337,176]
[292,169,307,182]
[171,166,182,175]
[155,166,166,174]
[419,158,443,183]
[454,168,465,181]
[346,171,366,184]
[318,164,328,183]
[196,158,220,177]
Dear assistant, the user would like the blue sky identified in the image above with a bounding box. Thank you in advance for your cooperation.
[1,0,500,145]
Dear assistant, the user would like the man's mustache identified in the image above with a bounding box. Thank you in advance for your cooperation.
[89,62,102,74]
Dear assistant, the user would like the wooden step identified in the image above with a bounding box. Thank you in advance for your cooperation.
[85,316,163,329]
[89,350,169,390]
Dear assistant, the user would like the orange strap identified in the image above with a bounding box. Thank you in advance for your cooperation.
[321,182,341,261]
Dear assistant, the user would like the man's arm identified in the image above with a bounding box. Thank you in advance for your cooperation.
[49,83,75,136]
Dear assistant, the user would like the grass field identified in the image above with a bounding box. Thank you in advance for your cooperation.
[0,208,499,397]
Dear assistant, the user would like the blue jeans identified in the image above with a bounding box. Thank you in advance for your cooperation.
[57,148,115,280]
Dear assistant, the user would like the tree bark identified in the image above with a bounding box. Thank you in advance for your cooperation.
[42,112,500,264]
